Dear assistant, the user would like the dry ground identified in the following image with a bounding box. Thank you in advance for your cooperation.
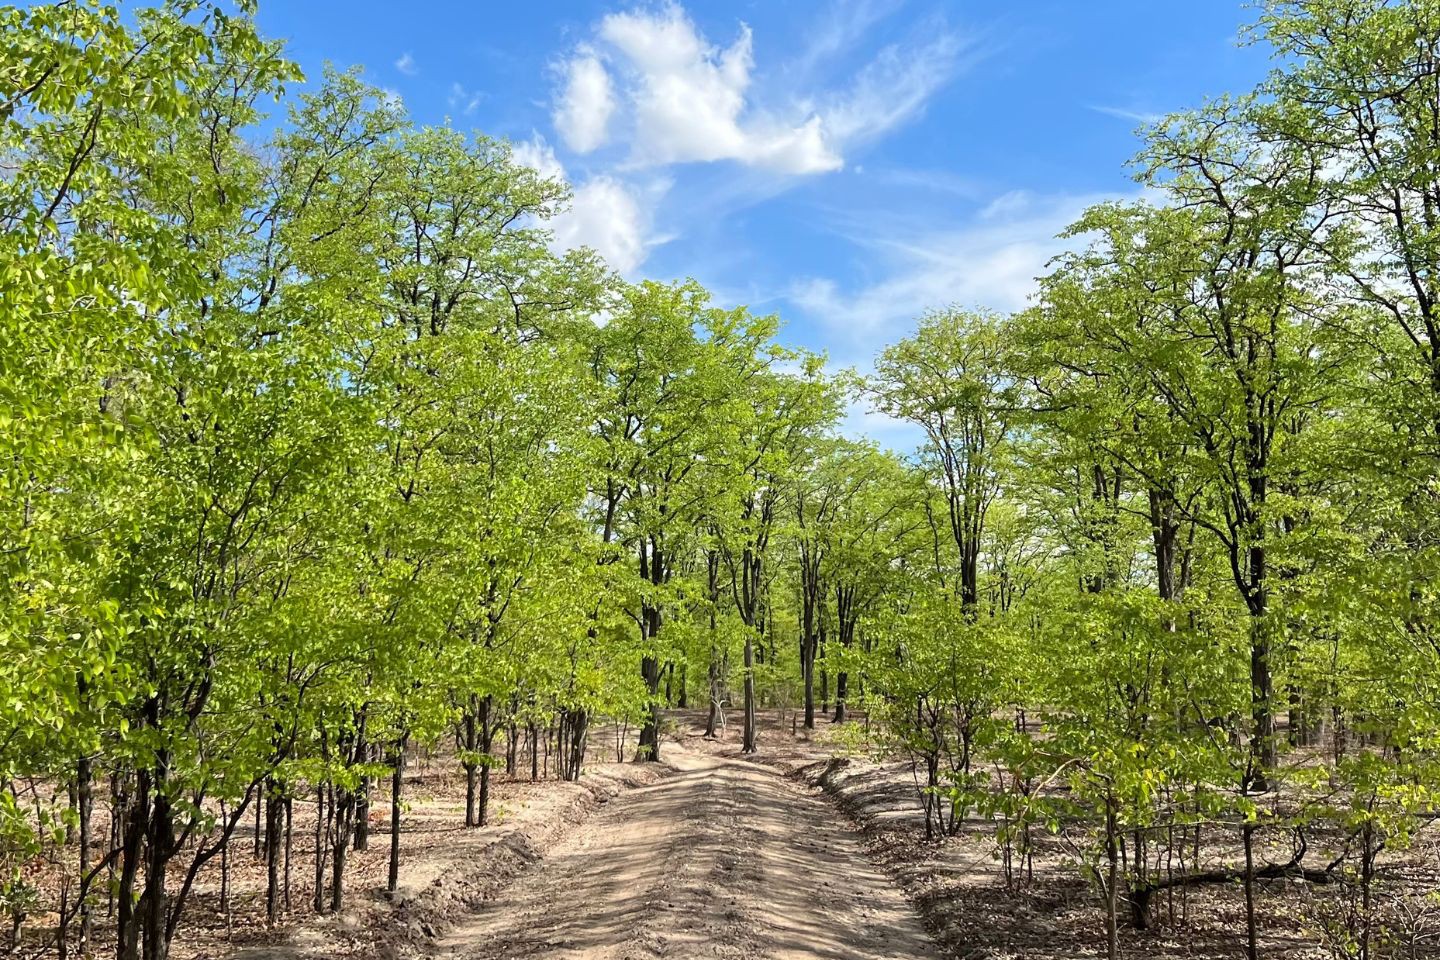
[437,746,940,960]
[698,709,1440,960]
[18,708,1439,960]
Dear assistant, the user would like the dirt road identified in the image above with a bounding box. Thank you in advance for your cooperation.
[439,746,944,960]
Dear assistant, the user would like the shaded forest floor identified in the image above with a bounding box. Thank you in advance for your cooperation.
[16,746,666,960]
[698,710,1440,960]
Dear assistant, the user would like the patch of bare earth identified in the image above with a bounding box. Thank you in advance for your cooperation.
[438,741,942,960]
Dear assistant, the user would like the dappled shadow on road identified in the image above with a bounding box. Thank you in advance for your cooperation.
[717,755,941,960]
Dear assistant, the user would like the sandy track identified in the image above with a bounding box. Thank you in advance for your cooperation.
[439,746,942,960]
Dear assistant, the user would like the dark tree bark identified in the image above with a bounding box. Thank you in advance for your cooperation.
[387,734,407,894]
[75,754,92,952]
[354,735,370,851]
[312,783,327,914]
[477,695,495,824]
[329,786,354,913]
[264,778,284,925]
[462,695,481,826]
[638,651,663,760]
[833,583,857,723]
[637,537,667,761]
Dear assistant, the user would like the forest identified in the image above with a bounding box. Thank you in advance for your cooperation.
[4,1,1440,959]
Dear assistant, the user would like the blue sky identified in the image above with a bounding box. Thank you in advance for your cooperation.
[254,0,1273,445]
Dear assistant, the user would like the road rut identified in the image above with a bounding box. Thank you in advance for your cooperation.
[439,746,942,959]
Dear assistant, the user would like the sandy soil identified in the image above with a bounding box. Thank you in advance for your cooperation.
[438,744,943,960]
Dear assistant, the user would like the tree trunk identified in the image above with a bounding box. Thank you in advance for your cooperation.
[505,718,517,776]
[1104,799,1120,960]
[354,768,369,851]
[638,653,663,760]
[253,789,263,859]
[529,721,539,781]
[116,767,149,960]
[283,796,293,911]
[140,789,173,960]
[478,695,494,824]
[388,735,406,894]
[1248,604,1275,792]
[704,550,722,739]
[312,784,326,914]
[563,708,588,781]
[637,538,666,761]
[76,756,92,952]
[329,785,354,914]
[1243,822,1259,960]
[742,634,757,753]
[219,800,232,931]
[802,629,816,730]
[463,697,480,826]
[265,779,283,926]
[705,652,720,739]
[820,655,829,716]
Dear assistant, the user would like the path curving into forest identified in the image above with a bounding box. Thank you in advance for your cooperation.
[438,745,944,960]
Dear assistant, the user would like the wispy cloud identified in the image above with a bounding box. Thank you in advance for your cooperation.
[1088,104,1161,126]
[789,0,907,81]
[867,166,984,199]
[448,82,483,116]
[394,52,417,76]
[787,189,1125,350]
[783,188,1130,451]
[839,396,925,453]
[822,22,977,147]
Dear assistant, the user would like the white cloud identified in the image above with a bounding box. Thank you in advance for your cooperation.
[541,3,840,174]
[1088,104,1162,126]
[448,82,482,116]
[526,1,974,277]
[790,0,906,80]
[511,137,567,184]
[557,177,651,274]
[582,4,842,175]
[823,29,969,146]
[789,191,1121,345]
[548,4,969,178]
[394,52,417,76]
[790,189,1114,452]
[510,136,659,275]
[554,52,617,153]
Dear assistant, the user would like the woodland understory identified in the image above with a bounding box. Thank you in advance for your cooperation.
[7,1,1440,959]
